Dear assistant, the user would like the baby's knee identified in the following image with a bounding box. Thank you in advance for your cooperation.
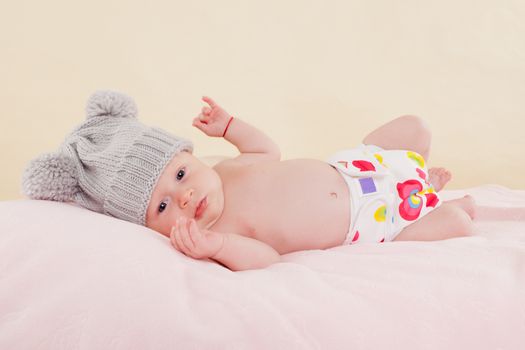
[397,115,432,157]
[399,115,431,140]
[450,205,474,237]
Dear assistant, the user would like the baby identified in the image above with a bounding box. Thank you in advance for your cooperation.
[23,91,475,271]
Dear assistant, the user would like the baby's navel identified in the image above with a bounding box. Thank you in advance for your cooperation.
[330,192,338,199]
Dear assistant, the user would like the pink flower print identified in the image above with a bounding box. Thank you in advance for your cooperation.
[425,193,439,208]
[416,168,426,181]
[416,168,433,188]
[351,230,360,243]
[352,160,376,172]
[397,180,424,221]
[397,179,439,220]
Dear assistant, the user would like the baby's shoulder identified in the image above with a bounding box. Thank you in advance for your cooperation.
[200,155,231,168]
[201,155,242,177]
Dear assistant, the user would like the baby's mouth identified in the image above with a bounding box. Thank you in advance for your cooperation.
[194,196,208,219]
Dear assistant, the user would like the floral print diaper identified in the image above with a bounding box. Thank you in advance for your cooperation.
[327,145,441,244]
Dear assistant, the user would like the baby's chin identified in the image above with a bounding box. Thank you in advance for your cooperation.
[199,210,220,230]
[202,201,223,230]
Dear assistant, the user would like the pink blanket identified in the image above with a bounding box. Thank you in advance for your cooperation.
[1,185,524,349]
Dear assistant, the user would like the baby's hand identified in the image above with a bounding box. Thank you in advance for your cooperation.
[192,96,232,137]
[170,217,224,260]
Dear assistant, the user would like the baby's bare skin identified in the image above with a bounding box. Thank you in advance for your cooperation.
[146,98,474,271]
[210,158,350,254]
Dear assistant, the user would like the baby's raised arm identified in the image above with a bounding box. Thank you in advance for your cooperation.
[193,97,280,163]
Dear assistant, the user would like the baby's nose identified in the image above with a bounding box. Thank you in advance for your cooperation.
[180,188,194,208]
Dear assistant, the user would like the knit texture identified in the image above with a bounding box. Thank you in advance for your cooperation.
[22,90,193,225]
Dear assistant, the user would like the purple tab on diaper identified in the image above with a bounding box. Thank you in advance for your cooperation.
[359,177,376,194]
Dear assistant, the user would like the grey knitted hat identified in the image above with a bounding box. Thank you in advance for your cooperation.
[22,90,193,225]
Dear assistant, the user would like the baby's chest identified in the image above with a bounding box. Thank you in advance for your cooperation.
[216,164,351,252]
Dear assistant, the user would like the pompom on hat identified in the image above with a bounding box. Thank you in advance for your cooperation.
[22,90,193,225]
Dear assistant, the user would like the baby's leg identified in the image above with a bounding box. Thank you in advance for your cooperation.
[363,115,453,190]
[393,196,475,241]
[362,115,431,160]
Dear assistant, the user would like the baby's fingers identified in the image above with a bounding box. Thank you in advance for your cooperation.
[188,219,208,257]
[192,114,222,138]
[202,96,217,108]
[188,219,203,243]
[179,218,196,254]
[201,106,211,116]
[193,114,210,125]
[171,220,191,257]
[170,225,185,254]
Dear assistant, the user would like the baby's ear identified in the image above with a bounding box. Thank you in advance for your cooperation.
[22,153,79,202]
[85,90,138,119]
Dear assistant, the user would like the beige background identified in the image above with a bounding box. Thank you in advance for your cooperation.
[1,0,524,200]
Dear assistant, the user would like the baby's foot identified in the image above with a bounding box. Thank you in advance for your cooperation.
[428,167,452,191]
[451,195,476,219]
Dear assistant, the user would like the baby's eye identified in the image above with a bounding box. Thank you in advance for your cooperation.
[158,201,167,213]
[176,168,186,181]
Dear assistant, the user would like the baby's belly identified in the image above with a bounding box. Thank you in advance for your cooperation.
[226,159,351,254]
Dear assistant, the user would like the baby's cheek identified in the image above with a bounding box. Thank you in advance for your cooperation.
[162,226,172,237]
[163,219,176,237]
[149,217,172,238]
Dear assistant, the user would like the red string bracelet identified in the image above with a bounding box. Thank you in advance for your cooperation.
[222,116,234,137]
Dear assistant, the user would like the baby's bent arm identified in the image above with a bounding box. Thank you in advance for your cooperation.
[213,233,281,271]
[224,118,280,161]
[194,97,280,162]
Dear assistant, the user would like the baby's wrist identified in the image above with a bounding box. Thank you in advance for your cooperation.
[222,116,234,138]
[211,233,227,260]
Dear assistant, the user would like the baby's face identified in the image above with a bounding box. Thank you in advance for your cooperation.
[146,151,224,237]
